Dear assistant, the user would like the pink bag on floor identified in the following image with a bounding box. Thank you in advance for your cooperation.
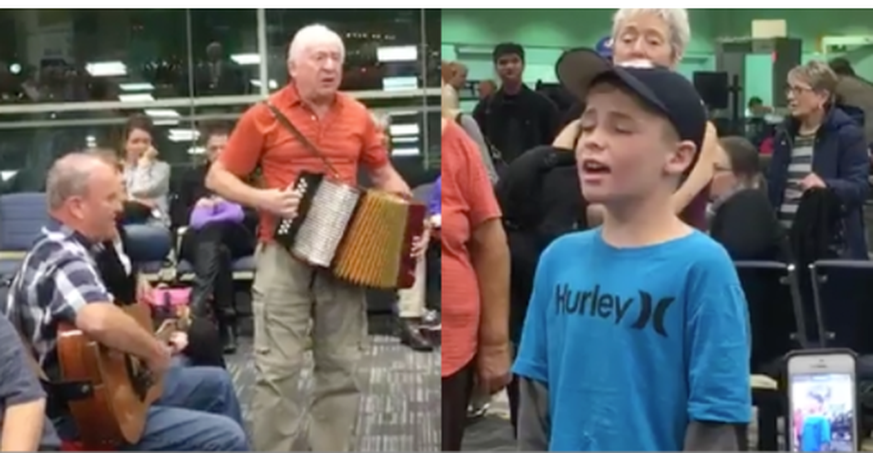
[150,287,191,308]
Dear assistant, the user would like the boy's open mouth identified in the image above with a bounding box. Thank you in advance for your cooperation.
[582,160,611,174]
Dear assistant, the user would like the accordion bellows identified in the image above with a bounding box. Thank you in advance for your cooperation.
[276,172,425,290]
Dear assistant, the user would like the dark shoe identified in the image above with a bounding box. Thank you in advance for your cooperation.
[398,318,433,352]
[219,319,238,354]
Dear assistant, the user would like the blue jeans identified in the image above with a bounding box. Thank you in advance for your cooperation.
[57,362,248,451]
[124,223,172,263]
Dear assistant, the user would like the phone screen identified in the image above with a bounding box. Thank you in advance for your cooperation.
[789,373,856,452]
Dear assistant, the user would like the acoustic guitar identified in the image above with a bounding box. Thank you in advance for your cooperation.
[56,303,181,449]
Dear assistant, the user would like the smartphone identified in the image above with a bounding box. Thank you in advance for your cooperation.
[787,352,858,452]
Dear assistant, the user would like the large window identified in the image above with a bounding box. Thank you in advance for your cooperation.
[0,9,439,191]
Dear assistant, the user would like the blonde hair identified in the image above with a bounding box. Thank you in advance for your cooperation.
[441,66,461,120]
[612,9,691,62]
[788,60,838,96]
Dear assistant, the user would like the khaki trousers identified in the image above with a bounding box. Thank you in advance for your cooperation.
[396,256,427,318]
[249,243,367,452]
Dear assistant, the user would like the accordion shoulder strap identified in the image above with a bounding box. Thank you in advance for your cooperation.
[264,101,341,179]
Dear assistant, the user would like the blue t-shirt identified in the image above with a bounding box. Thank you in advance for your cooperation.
[512,228,752,451]
[800,414,831,452]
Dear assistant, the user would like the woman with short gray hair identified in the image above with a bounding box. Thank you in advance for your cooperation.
[767,60,870,258]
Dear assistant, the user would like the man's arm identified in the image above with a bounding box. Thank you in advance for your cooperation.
[683,250,752,450]
[0,315,45,452]
[52,257,167,364]
[825,124,870,208]
[469,218,510,348]
[206,106,267,208]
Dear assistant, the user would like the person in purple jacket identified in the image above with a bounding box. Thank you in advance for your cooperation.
[178,125,256,354]
[182,193,254,354]
[429,176,441,229]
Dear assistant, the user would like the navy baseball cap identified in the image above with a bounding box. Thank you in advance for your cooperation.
[556,48,707,152]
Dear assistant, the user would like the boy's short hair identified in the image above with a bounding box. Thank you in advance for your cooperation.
[560,49,707,154]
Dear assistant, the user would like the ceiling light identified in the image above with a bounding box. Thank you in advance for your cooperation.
[377,45,418,63]
[392,147,420,156]
[144,109,180,118]
[0,170,18,182]
[168,129,200,142]
[118,93,154,102]
[249,79,278,90]
[86,61,127,77]
[230,53,260,65]
[187,146,206,155]
[389,124,420,137]
[119,82,154,91]
[382,76,418,91]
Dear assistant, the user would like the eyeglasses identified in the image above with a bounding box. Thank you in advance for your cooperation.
[785,85,814,96]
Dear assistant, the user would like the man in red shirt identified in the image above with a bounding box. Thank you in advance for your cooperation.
[206,24,423,451]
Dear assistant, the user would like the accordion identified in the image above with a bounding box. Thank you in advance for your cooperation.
[275,172,426,290]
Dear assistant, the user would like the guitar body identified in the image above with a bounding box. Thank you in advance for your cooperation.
[57,303,165,449]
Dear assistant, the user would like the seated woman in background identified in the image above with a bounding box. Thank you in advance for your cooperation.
[119,114,173,263]
[178,124,255,354]
[709,136,786,261]
[88,148,227,368]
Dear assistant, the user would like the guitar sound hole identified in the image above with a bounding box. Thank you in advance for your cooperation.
[124,356,153,401]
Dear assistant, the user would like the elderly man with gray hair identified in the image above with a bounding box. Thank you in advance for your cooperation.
[207,24,427,451]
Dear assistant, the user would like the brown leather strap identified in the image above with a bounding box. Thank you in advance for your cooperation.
[15,328,49,382]
[264,101,341,179]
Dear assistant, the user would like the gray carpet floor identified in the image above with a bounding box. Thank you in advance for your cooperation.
[225,317,441,452]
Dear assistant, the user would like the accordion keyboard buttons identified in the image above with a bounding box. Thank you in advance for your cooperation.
[292,181,360,268]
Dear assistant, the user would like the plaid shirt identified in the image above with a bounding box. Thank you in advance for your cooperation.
[2,219,113,376]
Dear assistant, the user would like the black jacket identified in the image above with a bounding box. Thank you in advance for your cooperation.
[790,187,846,267]
[496,145,587,343]
[473,86,560,163]
[710,188,787,262]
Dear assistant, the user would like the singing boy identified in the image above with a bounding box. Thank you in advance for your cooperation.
[512,53,751,451]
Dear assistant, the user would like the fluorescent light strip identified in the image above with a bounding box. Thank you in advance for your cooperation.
[392,147,420,156]
[389,124,420,137]
[118,93,154,103]
[187,146,206,155]
[376,45,418,63]
[230,53,260,65]
[250,79,278,90]
[119,83,155,91]
[86,61,127,77]
[382,76,419,91]
[144,109,180,118]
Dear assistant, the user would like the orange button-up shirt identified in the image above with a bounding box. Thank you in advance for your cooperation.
[441,121,502,377]
[219,84,389,241]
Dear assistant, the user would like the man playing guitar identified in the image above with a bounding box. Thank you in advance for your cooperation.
[3,153,248,451]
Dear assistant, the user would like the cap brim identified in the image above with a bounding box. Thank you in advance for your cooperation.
[556,47,613,100]
[556,47,669,115]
